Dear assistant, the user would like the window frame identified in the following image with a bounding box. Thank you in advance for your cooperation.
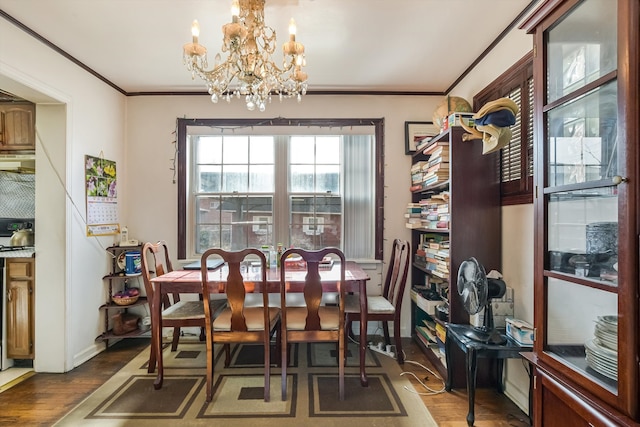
[176,117,385,260]
[473,51,534,205]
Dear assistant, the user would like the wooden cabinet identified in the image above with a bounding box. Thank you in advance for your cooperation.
[408,126,502,388]
[522,0,639,424]
[96,245,149,346]
[0,103,35,151]
[6,257,34,359]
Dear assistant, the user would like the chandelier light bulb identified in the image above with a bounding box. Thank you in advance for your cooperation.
[289,18,297,37]
[191,20,200,43]
[231,0,240,20]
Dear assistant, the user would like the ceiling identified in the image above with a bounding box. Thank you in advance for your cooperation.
[0,0,539,96]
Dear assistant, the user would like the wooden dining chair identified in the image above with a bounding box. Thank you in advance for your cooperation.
[140,241,227,374]
[344,238,410,364]
[201,248,281,403]
[280,247,346,401]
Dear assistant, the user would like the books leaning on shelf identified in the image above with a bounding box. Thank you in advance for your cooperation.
[423,140,449,155]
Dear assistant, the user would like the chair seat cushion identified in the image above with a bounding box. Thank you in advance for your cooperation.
[213,306,280,331]
[344,294,395,314]
[162,298,227,320]
[162,300,205,320]
[285,306,340,330]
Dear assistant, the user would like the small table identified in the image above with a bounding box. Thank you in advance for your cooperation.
[444,323,531,427]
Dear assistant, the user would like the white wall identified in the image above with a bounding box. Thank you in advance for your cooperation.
[450,25,535,413]
[0,18,127,371]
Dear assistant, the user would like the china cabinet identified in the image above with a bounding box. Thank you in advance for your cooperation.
[522,0,639,424]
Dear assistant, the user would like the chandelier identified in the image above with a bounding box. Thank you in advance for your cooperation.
[183,0,308,112]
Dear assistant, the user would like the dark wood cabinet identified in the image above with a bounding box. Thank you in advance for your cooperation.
[522,0,639,424]
[408,126,502,388]
[0,103,35,151]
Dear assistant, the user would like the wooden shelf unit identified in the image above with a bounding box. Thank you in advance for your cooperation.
[408,126,502,389]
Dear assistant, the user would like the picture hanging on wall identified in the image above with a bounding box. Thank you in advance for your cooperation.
[85,154,120,236]
[405,121,439,155]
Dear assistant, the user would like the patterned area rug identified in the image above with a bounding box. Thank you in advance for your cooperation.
[54,341,437,426]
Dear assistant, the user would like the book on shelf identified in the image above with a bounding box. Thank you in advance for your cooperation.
[411,161,428,173]
[423,140,449,155]
[409,183,422,192]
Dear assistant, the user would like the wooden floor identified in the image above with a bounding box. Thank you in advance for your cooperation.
[0,337,530,426]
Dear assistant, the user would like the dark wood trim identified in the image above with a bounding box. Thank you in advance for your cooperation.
[2,2,537,100]
[0,9,127,96]
[445,0,540,94]
[176,117,385,261]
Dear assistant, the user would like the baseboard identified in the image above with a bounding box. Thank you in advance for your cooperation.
[73,342,105,369]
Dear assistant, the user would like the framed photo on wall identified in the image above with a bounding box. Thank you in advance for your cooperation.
[405,121,439,155]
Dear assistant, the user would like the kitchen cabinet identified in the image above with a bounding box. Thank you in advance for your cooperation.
[0,103,35,151]
[96,245,148,347]
[6,257,34,359]
[408,127,502,388]
[521,0,639,424]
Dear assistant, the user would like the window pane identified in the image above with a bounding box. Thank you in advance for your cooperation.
[249,165,274,192]
[197,165,221,192]
[316,164,340,193]
[316,136,340,163]
[197,136,222,163]
[547,81,617,186]
[547,0,617,102]
[222,165,248,192]
[290,165,314,192]
[290,195,342,250]
[223,136,249,163]
[290,136,314,163]
[250,136,274,164]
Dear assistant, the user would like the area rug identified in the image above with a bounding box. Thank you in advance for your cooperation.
[54,341,437,426]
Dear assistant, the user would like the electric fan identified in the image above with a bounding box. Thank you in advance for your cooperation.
[456,257,507,345]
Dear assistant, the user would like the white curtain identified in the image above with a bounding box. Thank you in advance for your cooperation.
[343,135,375,259]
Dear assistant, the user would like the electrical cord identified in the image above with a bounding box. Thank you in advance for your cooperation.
[400,358,446,395]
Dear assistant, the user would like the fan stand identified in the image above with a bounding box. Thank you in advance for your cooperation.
[462,299,507,345]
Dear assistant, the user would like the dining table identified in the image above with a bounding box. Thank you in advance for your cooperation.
[149,261,371,390]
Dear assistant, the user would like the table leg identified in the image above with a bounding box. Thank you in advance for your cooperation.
[466,348,477,427]
[152,283,164,390]
[359,284,368,387]
[496,358,504,393]
[445,332,453,391]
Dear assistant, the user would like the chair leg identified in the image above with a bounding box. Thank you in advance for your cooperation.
[205,339,215,403]
[224,344,231,367]
[339,335,345,401]
[382,321,391,346]
[393,319,404,364]
[281,337,288,400]
[171,327,181,351]
[264,336,271,402]
[147,344,157,373]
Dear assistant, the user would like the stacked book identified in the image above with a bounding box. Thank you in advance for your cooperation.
[418,192,449,229]
[409,161,428,192]
[422,141,450,187]
[405,203,423,229]
[424,240,450,279]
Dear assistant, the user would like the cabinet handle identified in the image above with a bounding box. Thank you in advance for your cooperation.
[612,176,628,185]
[7,288,12,303]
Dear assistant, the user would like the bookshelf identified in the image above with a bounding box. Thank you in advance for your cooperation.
[408,126,502,388]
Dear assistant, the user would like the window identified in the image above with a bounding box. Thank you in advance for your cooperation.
[176,118,384,261]
[474,52,534,205]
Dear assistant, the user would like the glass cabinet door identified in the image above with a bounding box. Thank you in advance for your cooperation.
[542,0,620,395]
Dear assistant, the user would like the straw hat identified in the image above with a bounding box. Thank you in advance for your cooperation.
[477,124,512,154]
[460,97,518,154]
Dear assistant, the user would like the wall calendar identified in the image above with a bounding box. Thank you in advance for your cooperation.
[85,154,120,236]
